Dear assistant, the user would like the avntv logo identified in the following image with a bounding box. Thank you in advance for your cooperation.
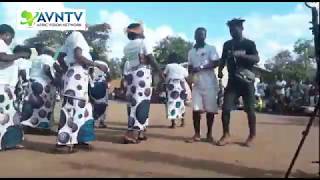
[20,11,39,26]
[18,9,86,30]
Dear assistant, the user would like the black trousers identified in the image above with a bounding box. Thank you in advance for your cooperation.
[221,79,256,136]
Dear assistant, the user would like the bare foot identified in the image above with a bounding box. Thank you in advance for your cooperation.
[15,144,25,149]
[123,135,140,144]
[169,121,176,129]
[217,134,231,146]
[98,123,107,128]
[180,119,185,127]
[244,136,256,147]
[185,135,201,143]
[204,136,215,144]
[138,131,148,141]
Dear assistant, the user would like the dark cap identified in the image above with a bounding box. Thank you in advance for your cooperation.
[227,18,245,27]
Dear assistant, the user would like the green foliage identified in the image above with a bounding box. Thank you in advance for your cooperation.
[263,38,317,83]
[108,58,123,79]
[153,36,193,65]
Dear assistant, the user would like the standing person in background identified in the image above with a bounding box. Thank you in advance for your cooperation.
[186,27,220,144]
[284,81,292,110]
[275,74,286,113]
[309,83,318,106]
[163,52,189,129]
[217,18,260,147]
[0,24,30,151]
[256,76,267,112]
[122,22,162,144]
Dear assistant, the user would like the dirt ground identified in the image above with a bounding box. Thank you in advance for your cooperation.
[0,101,318,178]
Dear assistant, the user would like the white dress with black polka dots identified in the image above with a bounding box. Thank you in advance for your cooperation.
[21,79,56,129]
[125,66,152,131]
[166,79,187,120]
[56,65,95,145]
[0,85,23,150]
[90,72,109,126]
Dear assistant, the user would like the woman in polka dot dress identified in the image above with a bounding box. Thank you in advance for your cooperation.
[163,53,189,129]
[21,44,58,134]
[88,61,111,128]
[0,24,32,151]
[55,31,108,153]
[122,22,162,144]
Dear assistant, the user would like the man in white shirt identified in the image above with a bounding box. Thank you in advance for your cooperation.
[0,24,30,150]
[186,27,220,143]
[163,52,189,128]
[275,75,286,96]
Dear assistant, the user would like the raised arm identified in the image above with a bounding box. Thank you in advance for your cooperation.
[0,52,28,62]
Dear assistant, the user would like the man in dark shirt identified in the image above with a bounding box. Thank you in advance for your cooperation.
[217,18,260,147]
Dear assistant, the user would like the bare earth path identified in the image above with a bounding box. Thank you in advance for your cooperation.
[0,101,318,178]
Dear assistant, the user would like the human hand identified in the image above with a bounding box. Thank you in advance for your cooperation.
[96,63,108,73]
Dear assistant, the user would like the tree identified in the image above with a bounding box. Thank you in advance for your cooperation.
[264,50,294,82]
[24,30,66,49]
[293,38,317,81]
[263,39,317,83]
[153,36,193,65]
[24,23,111,62]
[108,58,123,79]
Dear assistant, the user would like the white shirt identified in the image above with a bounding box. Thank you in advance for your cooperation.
[188,44,219,89]
[60,31,92,66]
[0,39,31,87]
[123,39,152,75]
[164,63,188,82]
[29,54,55,82]
[276,80,286,95]
[61,31,92,100]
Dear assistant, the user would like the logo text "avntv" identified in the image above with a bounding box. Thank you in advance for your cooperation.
[37,11,83,22]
